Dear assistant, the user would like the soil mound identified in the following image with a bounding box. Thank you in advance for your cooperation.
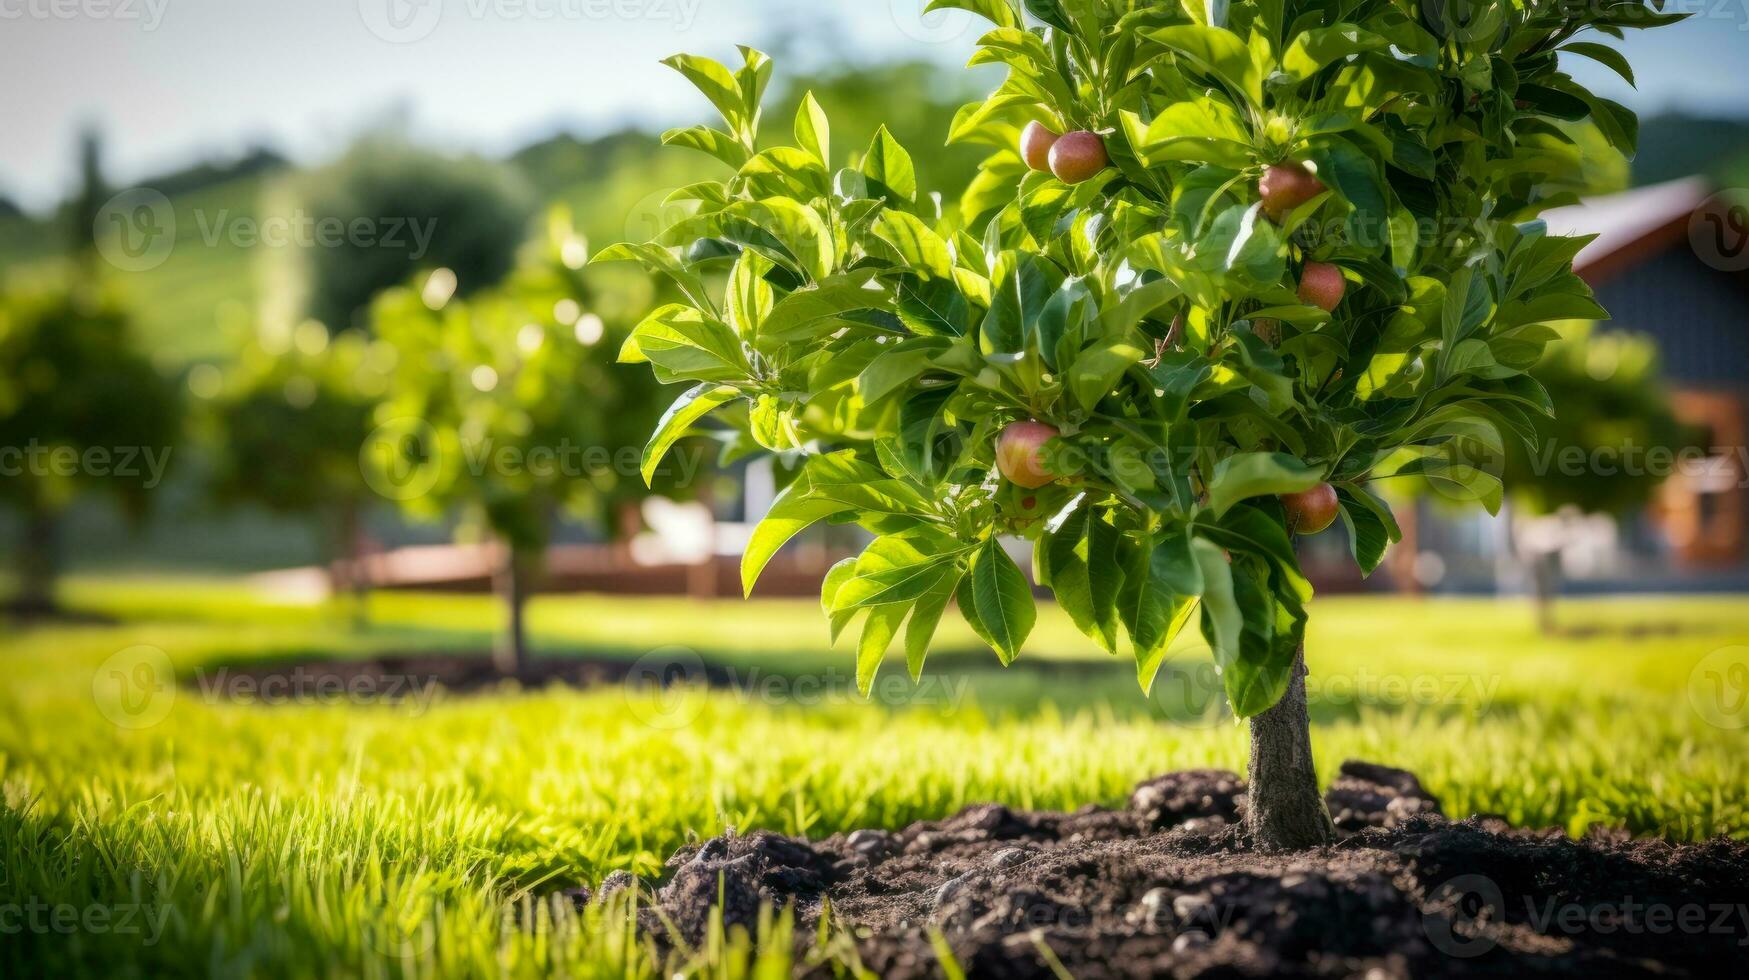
[594,762,1749,977]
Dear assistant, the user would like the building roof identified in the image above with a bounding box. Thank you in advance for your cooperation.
[1540,177,1715,284]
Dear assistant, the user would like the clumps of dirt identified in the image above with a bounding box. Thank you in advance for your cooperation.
[594,762,1749,977]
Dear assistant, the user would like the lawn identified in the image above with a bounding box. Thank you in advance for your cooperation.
[3,580,1746,976]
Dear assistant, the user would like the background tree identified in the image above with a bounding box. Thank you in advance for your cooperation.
[0,278,179,613]
[199,322,392,622]
[369,216,683,673]
[1504,323,1701,632]
[610,1,1675,850]
[282,139,534,333]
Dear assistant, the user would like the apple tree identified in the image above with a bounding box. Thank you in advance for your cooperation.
[201,324,391,621]
[369,216,680,673]
[607,3,1675,849]
[0,279,179,613]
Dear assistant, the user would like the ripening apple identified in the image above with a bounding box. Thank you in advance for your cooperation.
[1259,162,1327,222]
[1049,131,1108,185]
[996,420,1060,489]
[1281,483,1339,535]
[1019,121,1060,173]
[1298,262,1346,313]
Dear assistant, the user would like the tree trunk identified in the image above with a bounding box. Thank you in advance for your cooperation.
[15,508,62,615]
[1244,644,1335,850]
[493,543,533,676]
[1530,550,1561,637]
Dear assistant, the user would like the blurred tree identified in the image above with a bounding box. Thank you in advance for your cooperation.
[367,214,686,672]
[67,127,108,266]
[286,140,534,333]
[199,322,392,623]
[0,278,180,613]
[1504,324,1702,633]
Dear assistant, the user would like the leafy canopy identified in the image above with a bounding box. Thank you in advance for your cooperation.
[605,4,1677,714]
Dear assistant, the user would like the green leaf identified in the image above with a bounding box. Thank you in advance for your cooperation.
[1560,41,1634,87]
[905,566,963,681]
[862,126,917,204]
[661,54,748,134]
[1121,531,1203,688]
[726,250,774,340]
[926,0,1021,29]
[857,602,908,697]
[820,556,860,644]
[964,538,1035,665]
[642,384,738,488]
[1204,452,1323,518]
[873,211,955,280]
[1336,485,1399,576]
[760,276,893,344]
[745,476,852,596]
[1145,24,1263,107]
[1281,25,1388,84]
[1302,136,1388,230]
[661,125,751,169]
[1044,505,1123,654]
[1068,333,1147,413]
[795,91,831,166]
[622,304,748,384]
[832,531,968,611]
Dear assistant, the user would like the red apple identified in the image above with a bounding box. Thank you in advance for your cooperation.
[1259,162,1327,222]
[1281,483,1340,535]
[996,420,1060,489]
[1298,262,1346,313]
[1049,131,1108,185]
[1019,121,1060,173]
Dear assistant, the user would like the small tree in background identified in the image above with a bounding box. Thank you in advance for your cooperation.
[609,1,1675,849]
[200,323,391,622]
[0,279,179,614]
[1504,324,1700,633]
[369,216,683,673]
[285,140,534,333]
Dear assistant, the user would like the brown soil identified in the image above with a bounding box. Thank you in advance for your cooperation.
[579,763,1749,977]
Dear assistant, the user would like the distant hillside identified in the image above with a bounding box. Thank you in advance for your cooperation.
[1631,114,1749,188]
[0,195,19,220]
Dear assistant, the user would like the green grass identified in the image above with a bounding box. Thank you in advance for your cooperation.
[3,580,1747,976]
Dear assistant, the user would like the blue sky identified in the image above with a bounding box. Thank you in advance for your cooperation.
[3,0,1747,208]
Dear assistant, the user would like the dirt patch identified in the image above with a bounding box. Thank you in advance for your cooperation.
[583,763,1749,977]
